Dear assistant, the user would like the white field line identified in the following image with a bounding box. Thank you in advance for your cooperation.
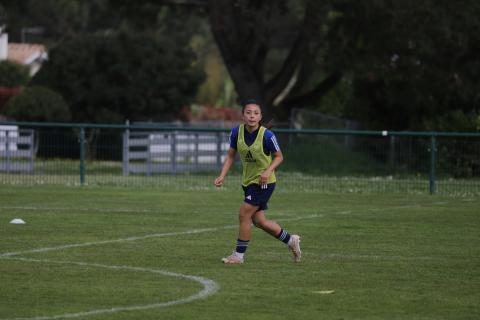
[1,256,220,320]
[0,202,437,214]
[317,252,446,262]
[261,251,446,262]
[0,201,445,216]
[0,214,323,257]
[0,227,223,257]
[0,205,162,213]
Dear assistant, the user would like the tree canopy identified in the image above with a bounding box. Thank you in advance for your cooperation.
[2,0,479,131]
[2,1,204,123]
[0,60,29,87]
[32,29,204,123]
[4,85,71,122]
[332,0,480,131]
[205,0,480,130]
[206,0,338,120]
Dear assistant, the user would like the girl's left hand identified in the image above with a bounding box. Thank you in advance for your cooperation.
[259,170,271,189]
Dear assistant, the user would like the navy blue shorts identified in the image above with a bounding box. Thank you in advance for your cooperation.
[242,183,276,211]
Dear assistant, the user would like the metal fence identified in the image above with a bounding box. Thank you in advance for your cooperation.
[1,121,479,196]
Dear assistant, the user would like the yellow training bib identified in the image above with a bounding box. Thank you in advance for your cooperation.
[237,124,276,186]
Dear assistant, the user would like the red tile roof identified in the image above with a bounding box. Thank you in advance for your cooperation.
[7,43,47,65]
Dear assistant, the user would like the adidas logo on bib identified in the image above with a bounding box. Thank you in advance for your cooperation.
[246,195,252,200]
[245,150,255,162]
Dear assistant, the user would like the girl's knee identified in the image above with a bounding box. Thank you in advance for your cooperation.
[239,206,256,221]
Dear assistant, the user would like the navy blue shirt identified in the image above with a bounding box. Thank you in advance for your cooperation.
[229,125,281,155]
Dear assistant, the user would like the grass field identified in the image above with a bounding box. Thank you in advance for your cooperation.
[0,185,479,320]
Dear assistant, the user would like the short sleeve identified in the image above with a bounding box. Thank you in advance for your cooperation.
[229,126,239,150]
[263,129,281,154]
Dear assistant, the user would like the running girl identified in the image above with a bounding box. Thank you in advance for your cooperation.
[214,100,301,264]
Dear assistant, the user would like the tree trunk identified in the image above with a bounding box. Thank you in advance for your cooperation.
[207,0,331,122]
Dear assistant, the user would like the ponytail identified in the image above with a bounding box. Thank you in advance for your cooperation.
[262,119,274,130]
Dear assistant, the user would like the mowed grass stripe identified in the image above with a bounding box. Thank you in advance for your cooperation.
[0,186,479,320]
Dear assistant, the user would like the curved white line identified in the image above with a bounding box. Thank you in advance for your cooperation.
[2,257,220,320]
[0,213,325,319]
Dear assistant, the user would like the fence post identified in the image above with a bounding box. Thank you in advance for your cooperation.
[171,132,177,174]
[429,135,437,194]
[147,133,152,176]
[194,133,199,168]
[122,120,129,176]
[29,130,34,173]
[5,130,10,172]
[388,135,396,167]
[79,127,86,185]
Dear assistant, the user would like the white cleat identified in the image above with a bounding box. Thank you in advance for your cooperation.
[221,252,244,264]
[288,235,302,262]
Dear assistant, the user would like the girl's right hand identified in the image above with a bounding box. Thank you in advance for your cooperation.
[214,176,224,187]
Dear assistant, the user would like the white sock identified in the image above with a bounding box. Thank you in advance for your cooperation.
[234,252,244,259]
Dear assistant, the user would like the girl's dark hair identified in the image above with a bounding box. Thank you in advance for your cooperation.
[241,98,262,112]
[241,98,274,130]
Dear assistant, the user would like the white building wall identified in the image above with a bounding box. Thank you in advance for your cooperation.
[0,32,8,60]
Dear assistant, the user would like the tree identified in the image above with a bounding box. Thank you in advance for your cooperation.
[206,0,341,120]
[204,0,480,129]
[0,60,30,114]
[4,85,70,122]
[3,1,206,125]
[332,0,480,131]
[128,1,343,119]
[0,60,29,87]
[4,0,337,121]
[4,86,71,157]
[2,0,118,44]
[7,0,479,131]
[32,29,204,123]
